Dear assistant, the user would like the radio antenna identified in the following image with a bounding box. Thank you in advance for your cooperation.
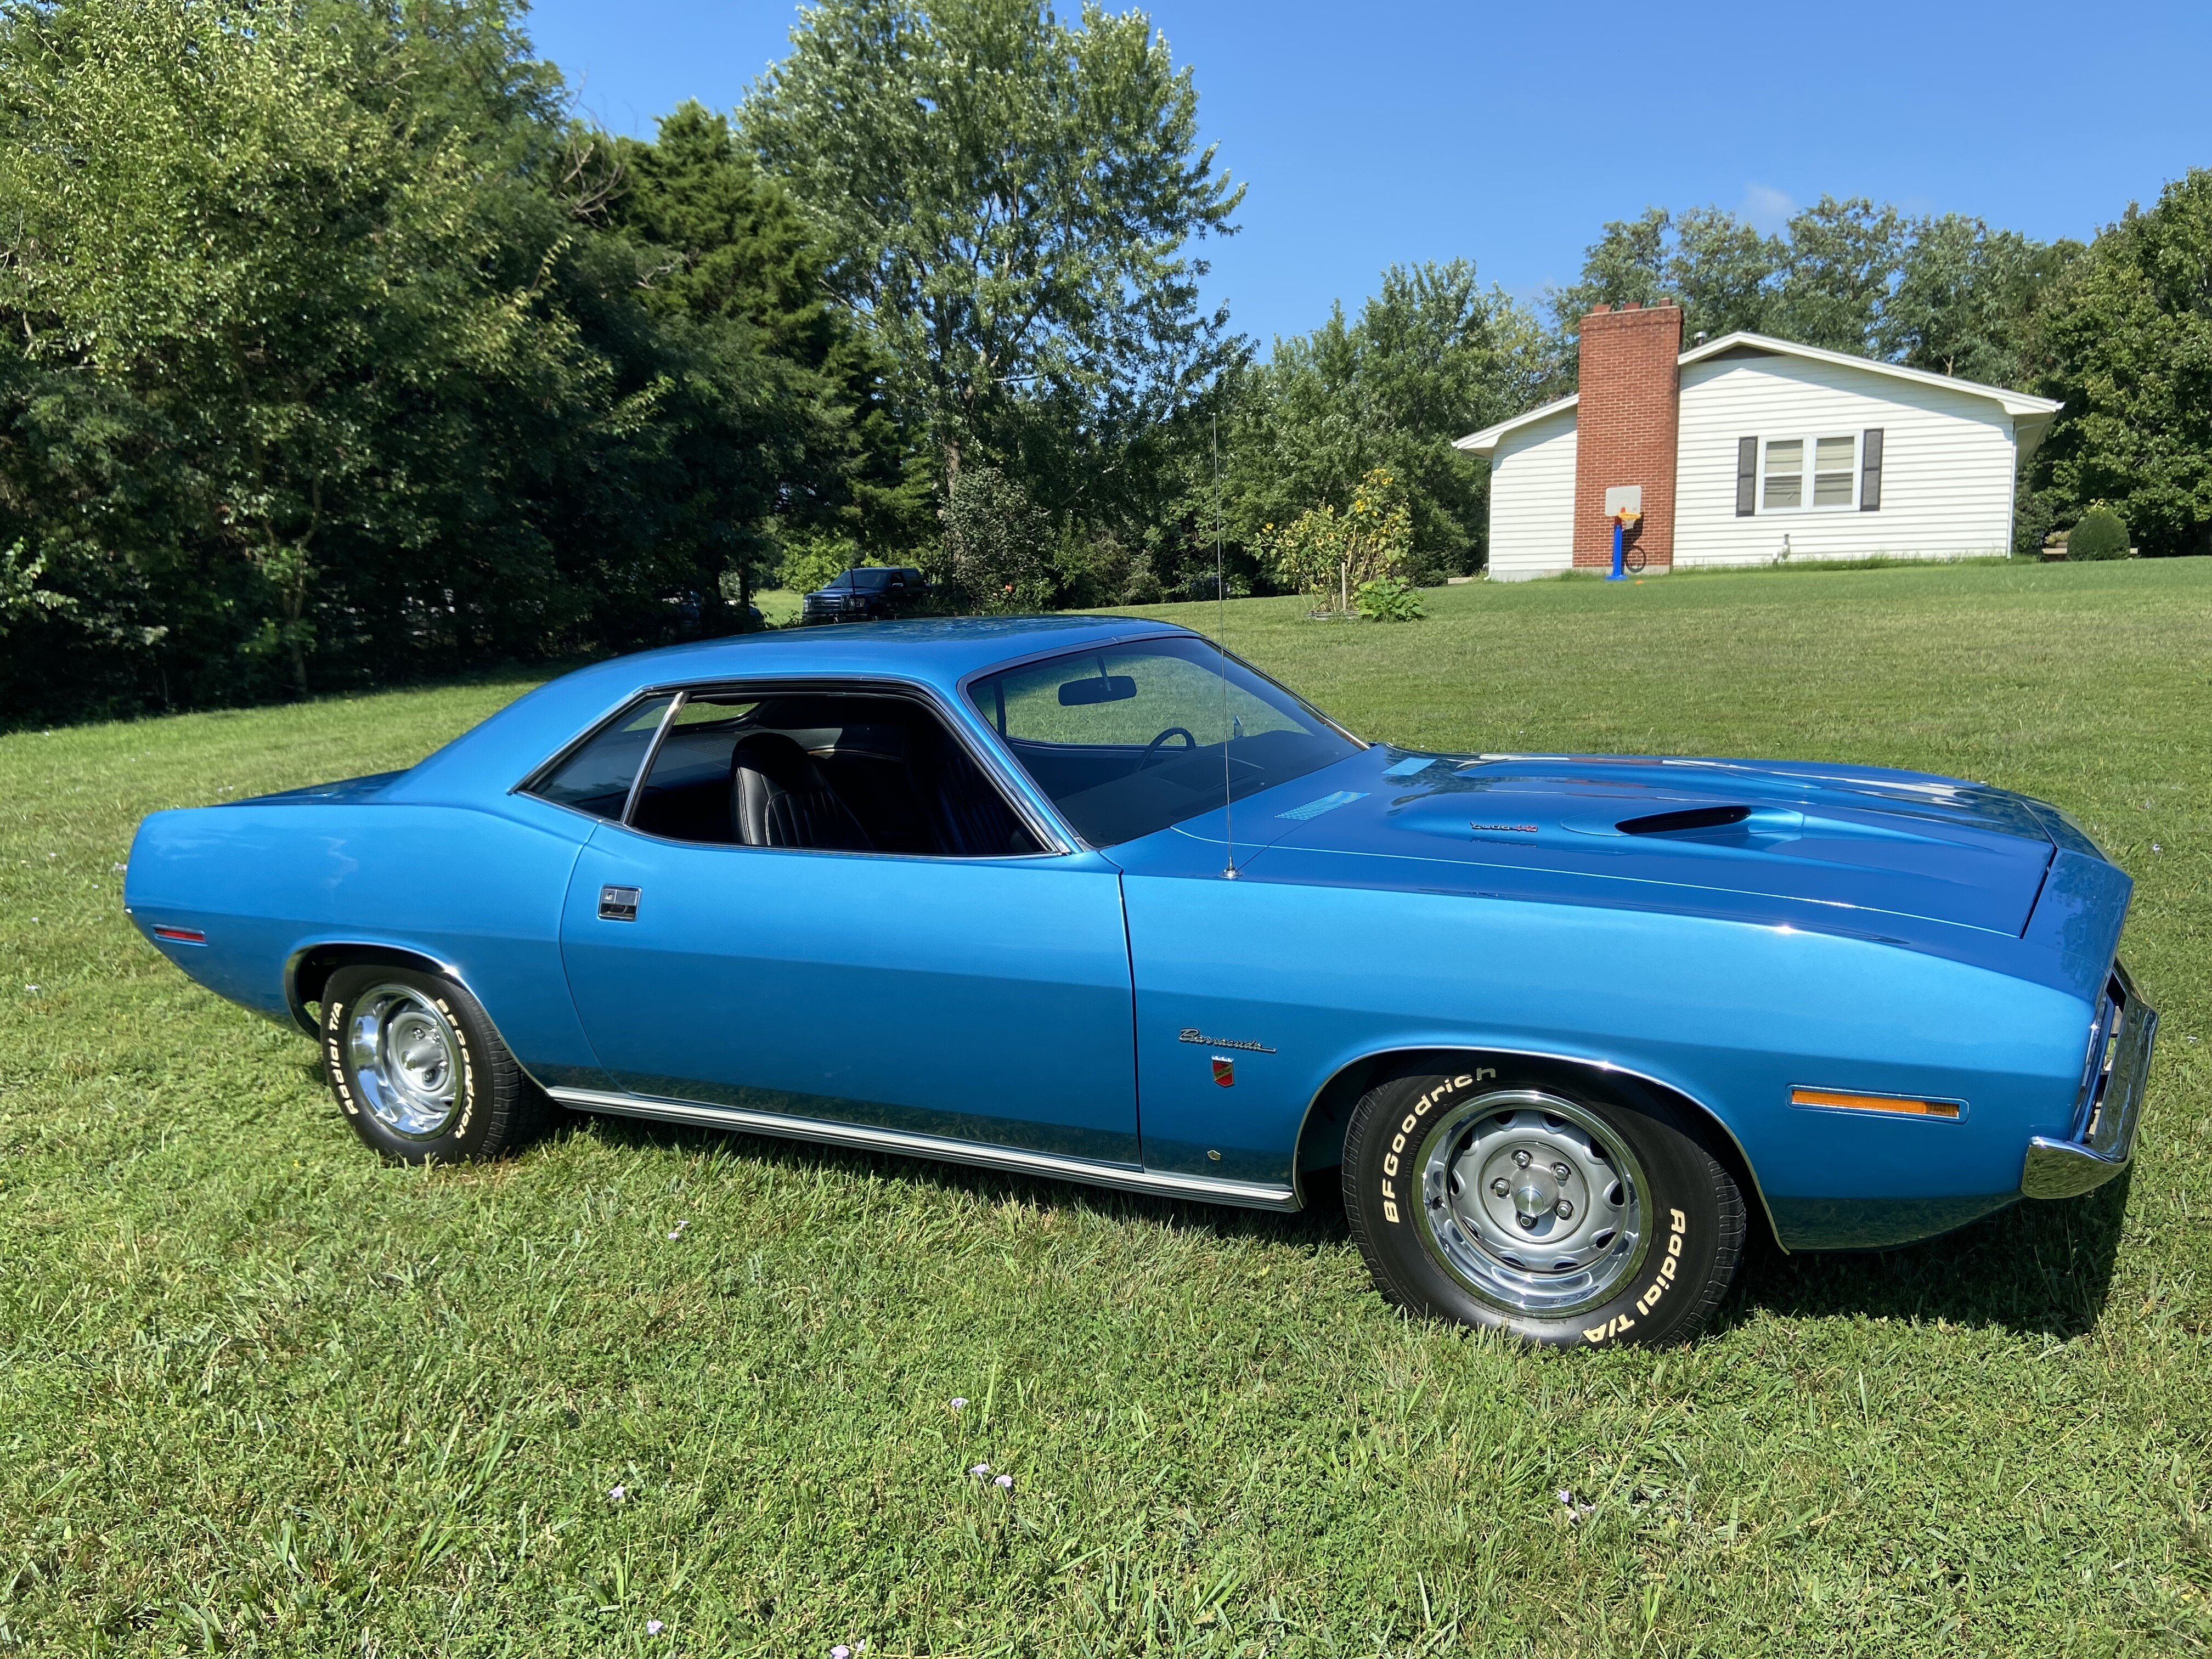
[1215,414,1235,879]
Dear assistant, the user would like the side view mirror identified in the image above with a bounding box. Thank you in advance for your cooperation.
[1059,675,1138,707]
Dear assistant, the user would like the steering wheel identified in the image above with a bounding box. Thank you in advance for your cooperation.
[1139,726,1198,767]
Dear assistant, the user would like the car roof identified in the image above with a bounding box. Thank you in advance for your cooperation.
[394,614,1201,800]
[631,612,1190,685]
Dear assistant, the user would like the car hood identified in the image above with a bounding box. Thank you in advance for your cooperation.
[1219,748,2062,938]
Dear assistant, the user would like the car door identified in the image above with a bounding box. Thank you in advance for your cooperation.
[555,685,1141,1166]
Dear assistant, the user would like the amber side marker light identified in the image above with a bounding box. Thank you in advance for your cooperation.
[1791,1086,1960,1120]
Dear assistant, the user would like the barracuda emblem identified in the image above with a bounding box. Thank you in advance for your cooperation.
[1178,1028,1276,1053]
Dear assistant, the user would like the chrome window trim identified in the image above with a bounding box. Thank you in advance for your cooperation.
[622,693,686,827]
[549,1085,1301,1212]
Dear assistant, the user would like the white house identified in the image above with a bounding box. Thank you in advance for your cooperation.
[1455,303,2064,580]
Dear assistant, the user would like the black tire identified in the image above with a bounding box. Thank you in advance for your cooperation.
[1343,1060,1745,1347]
[319,964,548,1164]
[1625,546,1648,573]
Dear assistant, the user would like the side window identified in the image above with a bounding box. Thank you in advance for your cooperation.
[627,689,1040,858]
[630,695,762,843]
[528,696,675,820]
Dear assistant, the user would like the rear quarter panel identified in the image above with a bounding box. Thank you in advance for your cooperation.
[125,795,600,1082]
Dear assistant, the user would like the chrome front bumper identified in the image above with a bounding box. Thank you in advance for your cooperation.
[2022,964,2157,1200]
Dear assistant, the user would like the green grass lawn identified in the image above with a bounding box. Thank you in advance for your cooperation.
[3,559,2209,1656]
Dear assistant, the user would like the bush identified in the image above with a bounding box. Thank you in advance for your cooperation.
[1354,576,1425,622]
[940,466,1054,613]
[2067,504,2131,561]
[776,533,867,596]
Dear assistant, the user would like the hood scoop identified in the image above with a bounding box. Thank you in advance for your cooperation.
[1617,804,1754,837]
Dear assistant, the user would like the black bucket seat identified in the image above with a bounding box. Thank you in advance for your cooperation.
[727,731,873,852]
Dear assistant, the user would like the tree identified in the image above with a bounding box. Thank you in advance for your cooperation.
[1226,261,1550,579]
[1766,196,1906,354]
[1880,215,2077,385]
[1550,207,1778,367]
[0,0,839,720]
[2030,170,2212,557]
[742,0,1243,541]
[607,101,924,610]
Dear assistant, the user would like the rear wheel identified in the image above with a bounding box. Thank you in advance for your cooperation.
[1343,1062,1745,1346]
[319,964,547,1164]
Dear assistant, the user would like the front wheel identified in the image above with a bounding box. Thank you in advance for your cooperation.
[1343,1062,1745,1346]
[319,964,548,1164]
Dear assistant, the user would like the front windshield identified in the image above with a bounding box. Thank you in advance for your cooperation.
[968,637,1362,847]
[844,568,895,591]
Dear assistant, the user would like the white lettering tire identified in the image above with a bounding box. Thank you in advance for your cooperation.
[320,965,546,1164]
[1343,1062,1745,1347]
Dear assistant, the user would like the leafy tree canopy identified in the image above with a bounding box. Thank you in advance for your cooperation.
[2032,170,2212,557]
[742,0,1243,537]
[1551,197,2072,389]
[1224,261,1551,580]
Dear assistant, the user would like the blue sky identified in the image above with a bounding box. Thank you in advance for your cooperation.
[524,0,2212,351]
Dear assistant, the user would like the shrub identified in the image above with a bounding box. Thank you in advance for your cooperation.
[777,533,865,595]
[940,466,1054,613]
[2067,504,2131,561]
[1354,576,1425,622]
[1264,467,1415,613]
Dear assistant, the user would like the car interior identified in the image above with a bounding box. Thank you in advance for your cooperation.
[620,691,1041,857]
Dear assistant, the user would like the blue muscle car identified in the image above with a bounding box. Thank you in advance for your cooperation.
[125,616,2155,1346]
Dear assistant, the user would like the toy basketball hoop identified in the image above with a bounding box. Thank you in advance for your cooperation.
[1604,487,1642,580]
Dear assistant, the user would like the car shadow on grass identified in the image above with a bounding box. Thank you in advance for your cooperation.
[1718,1169,2132,1341]
[560,1107,2132,1341]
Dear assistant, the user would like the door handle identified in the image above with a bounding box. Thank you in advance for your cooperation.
[599,885,640,922]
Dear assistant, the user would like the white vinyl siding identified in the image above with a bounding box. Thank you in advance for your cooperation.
[1675,351,2022,567]
[1483,407,1578,579]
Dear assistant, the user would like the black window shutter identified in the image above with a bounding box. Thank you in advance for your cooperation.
[1860,428,1883,511]
[1735,437,1757,516]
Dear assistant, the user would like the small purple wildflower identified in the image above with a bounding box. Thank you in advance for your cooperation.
[969,1463,990,1479]
[608,1484,628,1504]
[831,1647,850,1659]
[646,1620,664,1637]
[994,1473,1013,1490]
[950,1397,968,1411]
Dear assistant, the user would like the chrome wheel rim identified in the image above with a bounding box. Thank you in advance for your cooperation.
[347,984,462,1140]
[1413,1088,1649,1318]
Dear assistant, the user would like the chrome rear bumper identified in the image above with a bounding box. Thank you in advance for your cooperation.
[2022,964,2156,1200]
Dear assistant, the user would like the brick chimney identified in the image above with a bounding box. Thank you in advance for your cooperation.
[1572,301,1683,570]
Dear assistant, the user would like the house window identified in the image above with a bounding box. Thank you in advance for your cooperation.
[1757,434,1858,512]
[1763,439,1803,509]
[1813,436,1857,506]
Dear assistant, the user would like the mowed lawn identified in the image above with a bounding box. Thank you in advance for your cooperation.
[3,560,2209,1657]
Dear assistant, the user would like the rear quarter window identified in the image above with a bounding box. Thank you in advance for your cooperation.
[528,696,675,820]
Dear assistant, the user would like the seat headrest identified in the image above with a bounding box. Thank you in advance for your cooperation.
[728,730,814,787]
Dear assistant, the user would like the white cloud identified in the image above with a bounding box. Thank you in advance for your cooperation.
[1741,183,1798,234]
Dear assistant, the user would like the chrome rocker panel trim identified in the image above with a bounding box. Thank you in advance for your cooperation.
[548,1086,1303,1212]
[2022,967,2157,1201]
